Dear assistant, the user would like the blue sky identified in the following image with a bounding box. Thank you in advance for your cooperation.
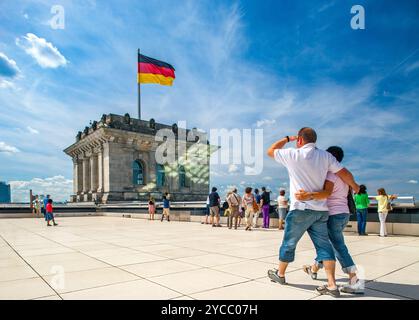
[0,0,418,201]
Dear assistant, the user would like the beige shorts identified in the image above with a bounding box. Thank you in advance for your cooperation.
[210,206,220,217]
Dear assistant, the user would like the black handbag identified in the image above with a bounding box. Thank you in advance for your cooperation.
[347,188,356,215]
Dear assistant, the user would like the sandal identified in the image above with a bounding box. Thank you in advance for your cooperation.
[302,265,318,280]
[315,285,340,298]
[267,269,287,285]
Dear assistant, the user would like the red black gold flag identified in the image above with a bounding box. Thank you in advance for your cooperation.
[138,53,175,86]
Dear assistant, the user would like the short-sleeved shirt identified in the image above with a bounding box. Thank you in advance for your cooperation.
[208,192,220,207]
[274,143,343,211]
[242,193,255,209]
[163,198,170,208]
[46,203,53,213]
[325,172,349,215]
[227,193,241,207]
[277,195,288,208]
[43,198,49,208]
[261,192,270,206]
[375,195,390,213]
[354,193,369,209]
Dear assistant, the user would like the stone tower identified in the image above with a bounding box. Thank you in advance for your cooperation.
[64,113,213,203]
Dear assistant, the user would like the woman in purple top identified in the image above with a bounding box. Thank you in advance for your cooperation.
[295,146,362,294]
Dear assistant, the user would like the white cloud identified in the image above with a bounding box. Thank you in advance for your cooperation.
[407,180,418,184]
[27,126,39,134]
[16,33,67,68]
[0,52,20,78]
[0,79,16,89]
[0,53,20,89]
[256,119,276,128]
[263,176,272,181]
[9,175,73,202]
[0,141,20,153]
[23,13,29,19]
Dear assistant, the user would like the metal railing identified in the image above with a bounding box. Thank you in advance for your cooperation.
[368,196,416,208]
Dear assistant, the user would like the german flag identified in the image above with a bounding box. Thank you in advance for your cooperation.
[138,53,175,86]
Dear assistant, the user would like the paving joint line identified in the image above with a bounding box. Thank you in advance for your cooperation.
[8,221,189,299]
[0,233,64,300]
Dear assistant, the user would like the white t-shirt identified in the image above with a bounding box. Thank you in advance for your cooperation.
[277,195,288,208]
[274,143,343,211]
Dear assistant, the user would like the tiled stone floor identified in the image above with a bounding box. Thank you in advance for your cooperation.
[0,216,418,300]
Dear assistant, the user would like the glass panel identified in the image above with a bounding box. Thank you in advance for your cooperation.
[133,161,144,185]
[179,165,186,188]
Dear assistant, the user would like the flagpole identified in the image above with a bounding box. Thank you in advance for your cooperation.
[137,48,141,120]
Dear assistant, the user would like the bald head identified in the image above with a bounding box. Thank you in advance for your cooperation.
[298,127,317,144]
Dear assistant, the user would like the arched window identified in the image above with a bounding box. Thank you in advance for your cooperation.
[132,160,144,185]
[156,164,165,187]
[179,165,186,188]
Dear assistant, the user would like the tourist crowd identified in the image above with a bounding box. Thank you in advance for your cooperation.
[201,186,288,231]
[31,126,398,299]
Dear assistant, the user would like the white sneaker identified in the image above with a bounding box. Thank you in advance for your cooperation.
[340,280,364,294]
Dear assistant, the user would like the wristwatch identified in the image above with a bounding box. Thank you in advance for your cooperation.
[286,136,290,142]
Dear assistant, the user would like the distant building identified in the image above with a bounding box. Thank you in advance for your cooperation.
[64,113,215,203]
[0,181,11,203]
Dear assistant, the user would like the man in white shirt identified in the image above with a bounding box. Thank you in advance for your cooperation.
[266,127,359,298]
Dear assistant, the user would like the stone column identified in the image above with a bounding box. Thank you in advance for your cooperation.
[102,142,110,193]
[97,147,104,193]
[72,158,79,194]
[82,157,91,193]
[90,154,98,192]
[77,159,83,193]
[148,149,157,185]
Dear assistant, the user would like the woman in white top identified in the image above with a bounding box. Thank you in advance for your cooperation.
[277,189,288,230]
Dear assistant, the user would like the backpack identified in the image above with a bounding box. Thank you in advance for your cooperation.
[229,193,240,207]
[222,200,229,210]
[252,198,259,212]
[347,188,356,215]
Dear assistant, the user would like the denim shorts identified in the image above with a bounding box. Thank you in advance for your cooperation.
[279,209,335,263]
[278,208,287,219]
